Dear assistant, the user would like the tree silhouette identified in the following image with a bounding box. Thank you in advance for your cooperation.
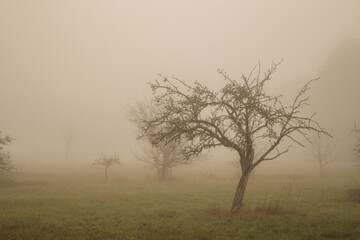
[138,62,328,213]
[129,101,197,180]
[93,154,120,182]
[0,131,13,174]
[307,132,337,176]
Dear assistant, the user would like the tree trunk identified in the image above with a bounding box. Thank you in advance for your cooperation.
[230,169,251,214]
[168,168,173,181]
[105,166,108,182]
[320,164,323,177]
[156,167,161,180]
[160,166,167,181]
[160,150,170,181]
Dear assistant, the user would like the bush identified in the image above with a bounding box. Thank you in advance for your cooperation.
[345,188,360,203]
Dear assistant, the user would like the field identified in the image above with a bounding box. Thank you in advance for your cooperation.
[1,174,360,240]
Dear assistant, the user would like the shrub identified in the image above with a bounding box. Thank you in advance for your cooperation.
[344,188,360,203]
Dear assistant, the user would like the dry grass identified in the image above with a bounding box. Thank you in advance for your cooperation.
[1,175,360,240]
[341,188,360,203]
[254,180,299,215]
[321,231,354,239]
[205,201,228,216]
[254,199,295,215]
[334,186,360,203]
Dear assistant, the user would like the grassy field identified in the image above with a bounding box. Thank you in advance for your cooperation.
[0,174,360,240]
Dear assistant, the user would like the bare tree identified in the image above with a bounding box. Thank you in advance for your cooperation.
[134,140,188,180]
[307,132,337,176]
[0,131,13,174]
[229,146,264,178]
[64,126,76,160]
[139,62,328,214]
[93,154,120,182]
[353,125,360,167]
[129,101,196,181]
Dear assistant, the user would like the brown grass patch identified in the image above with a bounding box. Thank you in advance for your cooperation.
[336,188,360,203]
[254,199,295,215]
[254,180,300,215]
[321,231,354,239]
[205,201,227,216]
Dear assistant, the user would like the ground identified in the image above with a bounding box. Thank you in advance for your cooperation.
[0,174,359,240]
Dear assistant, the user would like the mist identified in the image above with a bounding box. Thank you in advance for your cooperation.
[1,0,360,175]
[2,1,360,239]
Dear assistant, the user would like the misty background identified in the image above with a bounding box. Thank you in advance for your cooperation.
[1,0,359,176]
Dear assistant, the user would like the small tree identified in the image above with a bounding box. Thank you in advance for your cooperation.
[307,132,337,176]
[353,125,360,168]
[93,154,120,182]
[0,131,13,174]
[64,126,76,160]
[140,62,328,214]
[129,101,197,181]
[135,138,195,180]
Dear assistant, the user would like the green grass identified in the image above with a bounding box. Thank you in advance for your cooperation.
[0,175,360,239]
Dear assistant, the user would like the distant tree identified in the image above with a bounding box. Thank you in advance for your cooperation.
[134,140,187,180]
[139,62,328,214]
[316,39,360,136]
[64,126,76,160]
[353,125,360,167]
[93,154,120,182]
[0,131,13,174]
[129,101,197,181]
[307,132,337,176]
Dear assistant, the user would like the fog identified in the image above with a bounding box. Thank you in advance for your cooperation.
[1,0,360,177]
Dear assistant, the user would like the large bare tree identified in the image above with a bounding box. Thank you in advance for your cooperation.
[0,131,13,174]
[307,132,337,176]
[139,62,328,213]
[129,101,196,181]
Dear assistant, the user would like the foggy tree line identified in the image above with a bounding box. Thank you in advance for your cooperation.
[1,61,360,212]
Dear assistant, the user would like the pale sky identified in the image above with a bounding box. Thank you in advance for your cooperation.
[0,0,359,171]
